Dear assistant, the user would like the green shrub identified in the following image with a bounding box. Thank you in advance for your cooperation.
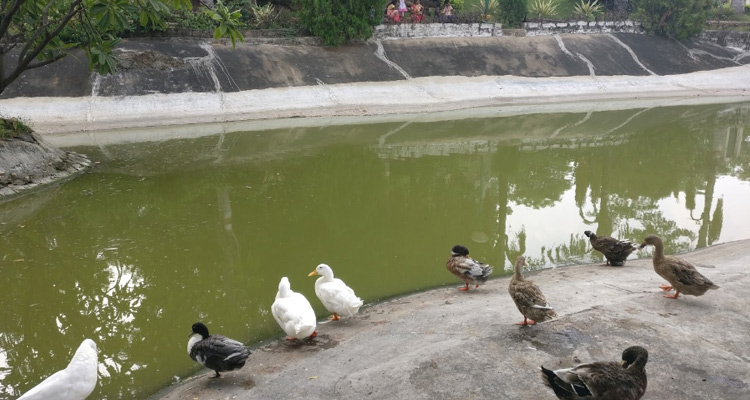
[528,0,559,20]
[295,0,384,46]
[572,0,602,21]
[632,0,712,39]
[498,0,526,27]
[472,0,500,21]
[251,3,277,28]
[709,1,739,21]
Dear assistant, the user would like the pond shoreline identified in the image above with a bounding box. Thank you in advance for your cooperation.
[2,33,750,139]
[8,68,750,140]
[151,239,750,400]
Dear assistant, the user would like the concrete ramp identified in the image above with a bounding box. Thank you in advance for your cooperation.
[151,240,750,400]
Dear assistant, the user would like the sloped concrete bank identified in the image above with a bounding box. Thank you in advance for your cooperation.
[150,240,750,400]
[2,33,750,136]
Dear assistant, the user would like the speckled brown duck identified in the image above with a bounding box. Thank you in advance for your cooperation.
[508,256,556,326]
[541,346,648,400]
[639,234,720,299]
[584,230,638,266]
[446,245,493,291]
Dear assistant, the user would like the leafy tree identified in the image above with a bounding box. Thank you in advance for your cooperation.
[0,0,243,96]
[498,0,526,28]
[295,0,385,46]
[631,0,713,39]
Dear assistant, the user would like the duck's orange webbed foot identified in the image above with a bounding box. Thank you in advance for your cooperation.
[309,331,318,338]
[659,284,673,291]
[514,317,537,326]
[328,313,341,321]
[458,283,470,291]
[664,291,681,299]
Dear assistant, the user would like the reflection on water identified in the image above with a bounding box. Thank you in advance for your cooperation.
[1,102,749,399]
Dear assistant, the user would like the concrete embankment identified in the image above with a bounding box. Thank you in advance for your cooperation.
[150,240,750,400]
[2,33,750,135]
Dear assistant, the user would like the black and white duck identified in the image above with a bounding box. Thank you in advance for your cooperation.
[187,322,251,378]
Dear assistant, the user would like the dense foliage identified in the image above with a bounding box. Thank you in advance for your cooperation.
[498,0,526,27]
[0,0,248,95]
[631,0,713,39]
[295,0,386,46]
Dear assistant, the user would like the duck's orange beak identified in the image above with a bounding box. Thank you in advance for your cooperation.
[638,242,647,250]
[308,270,318,277]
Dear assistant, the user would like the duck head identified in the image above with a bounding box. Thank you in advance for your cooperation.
[277,277,292,297]
[451,245,470,257]
[638,234,662,250]
[514,255,528,271]
[583,230,595,238]
[191,322,210,339]
[308,263,334,278]
[621,346,648,368]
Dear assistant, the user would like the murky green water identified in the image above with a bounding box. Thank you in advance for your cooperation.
[1,102,749,399]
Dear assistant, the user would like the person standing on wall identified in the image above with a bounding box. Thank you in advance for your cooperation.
[411,0,425,22]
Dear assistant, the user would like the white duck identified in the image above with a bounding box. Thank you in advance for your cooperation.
[271,277,317,340]
[308,263,363,320]
[18,339,98,400]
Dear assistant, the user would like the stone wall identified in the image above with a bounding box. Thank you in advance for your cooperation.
[372,23,502,40]
[701,29,750,51]
[522,20,644,36]
[371,20,643,40]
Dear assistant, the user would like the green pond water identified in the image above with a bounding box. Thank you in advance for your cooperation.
[1,102,750,399]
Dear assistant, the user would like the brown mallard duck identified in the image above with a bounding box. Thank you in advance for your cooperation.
[584,230,637,266]
[508,255,556,325]
[639,234,719,299]
[541,346,648,400]
[446,245,493,291]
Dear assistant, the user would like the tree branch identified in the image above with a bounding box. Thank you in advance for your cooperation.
[0,0,23,47]
[24,52,67,70]
[6,0,84,92]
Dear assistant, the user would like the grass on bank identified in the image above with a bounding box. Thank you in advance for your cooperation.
[0,117,33,140]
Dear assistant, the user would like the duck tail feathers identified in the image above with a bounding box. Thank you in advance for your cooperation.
[540,366,576,399]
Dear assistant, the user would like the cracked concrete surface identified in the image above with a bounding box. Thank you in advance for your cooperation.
[150,240,750,400]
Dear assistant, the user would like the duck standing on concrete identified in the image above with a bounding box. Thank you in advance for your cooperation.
[309,263,363,320]
[271,277,317,340]
[639,234,719,299]
[187,322,251,378]
[508,256,556,325]
[18,339,98,400]
[584,230,638,266]
[541,346,648,400]
[446,245,493,291]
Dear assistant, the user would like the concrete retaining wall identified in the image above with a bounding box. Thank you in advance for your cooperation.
[701,30,750,51]
[373,23,503,39]
[372,20,643,39]
[523,20,643,36]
